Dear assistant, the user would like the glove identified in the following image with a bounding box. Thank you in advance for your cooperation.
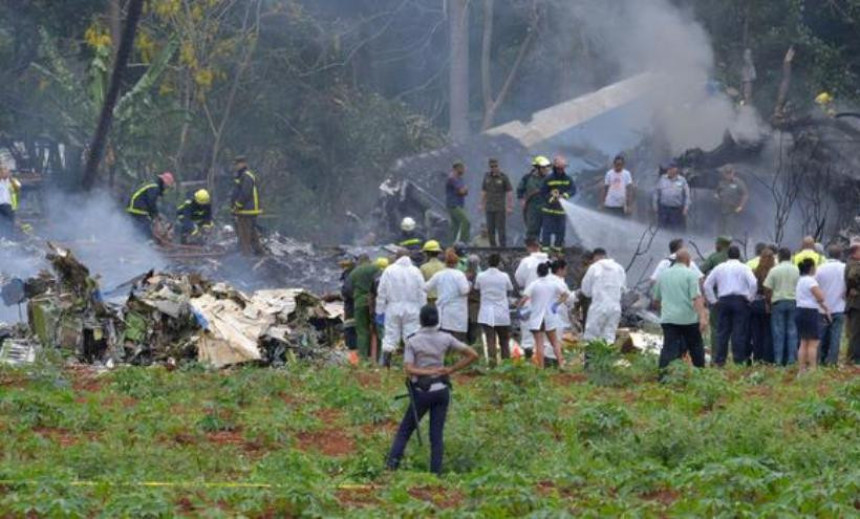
[551,302,562,314]
[375,313,385,326]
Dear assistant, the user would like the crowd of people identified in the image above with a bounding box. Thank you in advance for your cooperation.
[415,154,754,255]
[340,231,860,374]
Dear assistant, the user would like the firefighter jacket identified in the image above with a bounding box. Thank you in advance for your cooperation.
[540,169,576,215]
[231,168,261,216]
[126,179,165,219]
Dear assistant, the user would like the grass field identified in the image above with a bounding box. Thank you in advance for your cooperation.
[0,351,858,517]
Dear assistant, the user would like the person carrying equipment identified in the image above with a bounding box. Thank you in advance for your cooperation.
[176,189,213,244]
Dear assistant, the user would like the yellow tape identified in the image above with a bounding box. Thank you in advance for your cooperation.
[0,479,372,491]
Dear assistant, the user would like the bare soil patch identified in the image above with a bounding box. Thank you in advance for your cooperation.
[407,485,464,509]
[295,429,354,457]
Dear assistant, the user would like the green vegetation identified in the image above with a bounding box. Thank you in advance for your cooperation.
[1,354,857,517]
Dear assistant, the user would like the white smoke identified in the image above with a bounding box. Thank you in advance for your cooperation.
[564,0,767,155]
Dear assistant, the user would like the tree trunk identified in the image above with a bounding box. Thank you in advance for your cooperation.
[448,0,470,142]
[81,0,144,191]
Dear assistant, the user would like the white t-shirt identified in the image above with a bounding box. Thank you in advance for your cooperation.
[0,179,13,206]
[603,169,633,208]
[795,276,821,310]
[815,260,846,314]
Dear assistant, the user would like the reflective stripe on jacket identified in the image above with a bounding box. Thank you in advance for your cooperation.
[126,182,161,218]
[231,169,261,215]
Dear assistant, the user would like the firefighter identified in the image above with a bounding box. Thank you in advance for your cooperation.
[540,155,576,251]
[176,189,213,244]
[231,156,263,256]
[398,217,424,251]
[126,171,175,239]
[517,155,551,242]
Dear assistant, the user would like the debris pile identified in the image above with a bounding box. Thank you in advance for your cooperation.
[6,244,346,368]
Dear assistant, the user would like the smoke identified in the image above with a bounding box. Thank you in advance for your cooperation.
[40,190,168,289]
[561,0,766,155]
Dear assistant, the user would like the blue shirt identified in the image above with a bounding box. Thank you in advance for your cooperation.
[446,175,466,208]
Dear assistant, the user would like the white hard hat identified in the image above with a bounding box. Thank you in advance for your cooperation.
[401,217,416,232]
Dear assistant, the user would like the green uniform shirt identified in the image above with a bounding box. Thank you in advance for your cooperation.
[701,250,728,275]
[517,173,545,213]
[653,264,702,325]
[763,261,800,302]
[482,171,512,212]
[348,263,380,307]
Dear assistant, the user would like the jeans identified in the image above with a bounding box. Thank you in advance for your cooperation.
[448,207,470,244]
[387,386,450,474]
[771,300,798,365]
[657,205,686,231]
[748,298,773,363]
[485,210,506,247]
[819,312,845,365]
[659,323,705,370]
[715,295,751,366]
[540,213,566,248]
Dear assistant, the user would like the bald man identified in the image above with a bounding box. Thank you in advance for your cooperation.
[652,248,708,374]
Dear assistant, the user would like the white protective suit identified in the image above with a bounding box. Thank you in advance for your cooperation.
[376,256,427,352]
[514,251,549,350]
[580,257,626,343]
[425,268,470,333]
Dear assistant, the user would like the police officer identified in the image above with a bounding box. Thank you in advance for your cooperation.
[126,171,175,238]
[176,189,213,244]
[386,305,478,474]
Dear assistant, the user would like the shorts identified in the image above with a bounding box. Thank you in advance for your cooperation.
[795,308,821,340]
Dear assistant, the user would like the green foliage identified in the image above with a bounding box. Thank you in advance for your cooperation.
[0,360,854,516]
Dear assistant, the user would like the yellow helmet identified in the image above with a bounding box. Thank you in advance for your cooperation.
[194,189,211,205]
[533,155,551,167]
[374,257,390,269]
[422,239,442,253]
[814,92,833,105]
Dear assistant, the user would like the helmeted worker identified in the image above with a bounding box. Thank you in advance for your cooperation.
[814,91,836,117]
[376,250,427,366]
[516,155,551,241]
[580,248,627,344]
[231,156,263,256]
[398,217,424,251]
[126,171,175,238]
[540,155,576,251]
[176,189,213,244]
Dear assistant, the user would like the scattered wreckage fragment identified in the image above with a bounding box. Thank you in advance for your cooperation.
[1,244,346,368]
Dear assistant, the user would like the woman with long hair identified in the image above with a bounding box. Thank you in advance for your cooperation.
[795,259,830,374]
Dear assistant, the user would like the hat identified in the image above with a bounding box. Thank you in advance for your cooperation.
[422,240,442,253]
[716,236,732,245]
[234,156,248,164]
[661,160,679,170]
[158,171,175,187]
[374,257,389,269]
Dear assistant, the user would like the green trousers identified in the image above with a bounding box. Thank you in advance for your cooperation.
[524,201,543,241]
[354,304,371,358]
[448,207,471,244]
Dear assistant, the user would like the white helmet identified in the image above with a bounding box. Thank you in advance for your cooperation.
[401,217,416,232]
